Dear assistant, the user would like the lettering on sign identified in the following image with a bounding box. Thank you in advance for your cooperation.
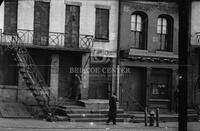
[91,50,117,58]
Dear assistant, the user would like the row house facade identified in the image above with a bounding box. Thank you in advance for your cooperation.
[0,0,119,105]
[189,1,200,109]
[0,0,182,115]
[118,1,179,113]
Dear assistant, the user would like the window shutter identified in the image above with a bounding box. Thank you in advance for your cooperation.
[4,0,18,34]
[33,1,50,46]
[95,8,109,40]
[101,9,109,39]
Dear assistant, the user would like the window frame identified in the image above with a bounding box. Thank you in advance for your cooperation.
[4,0,18,35]
[131,14,142,32]
[33,1,50,46]
[157,15,174,52]
[130,11,148,50]
[95,8,110,41]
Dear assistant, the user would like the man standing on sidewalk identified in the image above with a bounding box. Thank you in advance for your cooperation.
[106,94,117,125]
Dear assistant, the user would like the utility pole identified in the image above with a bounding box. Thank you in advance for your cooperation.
[0,0,3,6]
[178,0,191,131]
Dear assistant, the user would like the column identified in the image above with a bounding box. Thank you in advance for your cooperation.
[171,69,178,112]
[50,54,59,101]
[146,67,152,108]
[111,58,117,97]
[81,53,90,99]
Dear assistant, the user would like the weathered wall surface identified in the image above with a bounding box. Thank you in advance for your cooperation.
[191,2,200,45]
[119,1,178,54]
[0,2,4,31]
[14,0,118,51]
[0,0,119,101]
[189,2,200,106]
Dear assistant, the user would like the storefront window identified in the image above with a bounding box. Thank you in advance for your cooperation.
[150,83,169,99]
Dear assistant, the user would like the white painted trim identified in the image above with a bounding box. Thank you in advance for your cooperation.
[95,4,111,10]
[35,0,51,3]
[64,0,82,6]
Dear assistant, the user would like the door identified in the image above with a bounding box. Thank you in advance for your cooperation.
[148,69,172,112]
[88,63,111,99]
[33,1,50,46]
[58,53,82,98]
[120,67,146,111]
[65,5,80,48]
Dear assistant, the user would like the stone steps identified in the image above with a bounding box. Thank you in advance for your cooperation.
[59,105,84,109]
[61,108,124,114]
[68,113,130,118]
[54,99,199,123]
[58,107,126,122]
[54,99,126,122]
[70,118,125,122]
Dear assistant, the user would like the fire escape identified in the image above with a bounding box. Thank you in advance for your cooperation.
[0,29,93,120]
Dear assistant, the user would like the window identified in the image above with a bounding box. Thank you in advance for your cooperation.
[65,5,80,48]
[4,0,18,34]
[157,15,173,52]
[95,8,109,40]
[151,83,169,99]
[131,14,142,32]
[150,69,172,99]
[130,12,147,49]
[33,1,50,46]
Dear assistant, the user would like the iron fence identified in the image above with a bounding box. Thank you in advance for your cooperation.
[0,29,94,49]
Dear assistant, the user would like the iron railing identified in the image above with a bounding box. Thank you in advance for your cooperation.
[0,29,94,49]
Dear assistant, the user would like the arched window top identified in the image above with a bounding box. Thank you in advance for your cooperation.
[157,14,174,34]
[131,11,147,32]
[158,14,174,21]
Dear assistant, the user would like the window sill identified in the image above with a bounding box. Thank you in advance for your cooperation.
[94,39,110,42]
[149,99,170,102]
[156,50,174,55]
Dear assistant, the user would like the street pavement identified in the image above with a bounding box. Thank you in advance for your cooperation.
[0,118,198,131]
[0,118,176,131]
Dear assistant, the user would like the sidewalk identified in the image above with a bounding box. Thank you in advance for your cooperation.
[0,118,179,130]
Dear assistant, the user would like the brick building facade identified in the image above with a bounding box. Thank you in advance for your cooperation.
[118,1,179,113]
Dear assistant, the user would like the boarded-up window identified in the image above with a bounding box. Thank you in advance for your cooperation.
[95,8,109,40]
[33,1,50,46]
[65,5,80,48]
[4,0,18,34]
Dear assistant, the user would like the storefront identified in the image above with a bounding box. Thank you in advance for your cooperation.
[119,55,178,112]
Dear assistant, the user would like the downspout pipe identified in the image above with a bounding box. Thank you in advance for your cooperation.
[116,0,121,101]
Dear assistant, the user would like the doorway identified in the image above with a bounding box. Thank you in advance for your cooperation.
[120,67,146,111]
[148,69,172,112]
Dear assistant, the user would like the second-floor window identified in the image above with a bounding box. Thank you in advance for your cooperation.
[33,1,50,46]
[95,8,109,41]
[4,0,18,34]
[130,12,147,50]
[157,15,173,52]
[65,5,80,48]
